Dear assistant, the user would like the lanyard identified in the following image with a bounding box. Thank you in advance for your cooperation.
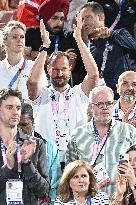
[100,41,113,78]
[54,35,60,52]
[109,0,124,32]
[0,132,22,175]
[100,0,124,77]
[50,87,72,128]
[8,60,25,90]
[91,121,111,166]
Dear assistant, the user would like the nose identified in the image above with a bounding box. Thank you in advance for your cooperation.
[12,107,19,115]
[78,176,84,182]
[57,19,63,26]
[57,69,63,76]
[17,36,23,42]
[102,103,108,109]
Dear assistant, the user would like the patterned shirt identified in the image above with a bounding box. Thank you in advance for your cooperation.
[66,120,136,197]
[54,192,110,205]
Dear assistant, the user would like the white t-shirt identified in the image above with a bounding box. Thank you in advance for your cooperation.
[0,57,48,100]
[33,84,89,162]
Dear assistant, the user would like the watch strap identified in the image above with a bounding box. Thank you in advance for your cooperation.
[39,45,48,52]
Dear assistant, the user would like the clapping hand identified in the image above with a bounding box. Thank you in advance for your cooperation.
[40,19,51,48]
[6,141,16,169]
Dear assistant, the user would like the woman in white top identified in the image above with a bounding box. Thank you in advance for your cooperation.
[54,160,110,205]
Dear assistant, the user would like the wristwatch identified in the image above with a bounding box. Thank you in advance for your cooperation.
[39,45,48,52]
[131,184,136,191]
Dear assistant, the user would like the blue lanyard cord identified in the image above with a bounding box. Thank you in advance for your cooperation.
[93,121,100,144]
[109,0,124,32]
[93,121,112,140]
[87,196,91,205]
[8,60,25,88]
[119,0,124,10]
[54,35,60,52]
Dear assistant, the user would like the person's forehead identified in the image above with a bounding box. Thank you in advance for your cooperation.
[51,11,65,19]
[129,150,136,157]
[10,27,24,34]
[80,7,94,16]
[2,96,21,105]
[51,55,69,66]
[121,73,136,83]
[94,90,113,101]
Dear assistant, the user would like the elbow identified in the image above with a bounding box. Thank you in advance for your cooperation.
[26,79,39,101]
[89,71,99,80]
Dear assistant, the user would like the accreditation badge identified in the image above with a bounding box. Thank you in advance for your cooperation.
[93,162,110,188]
[6,179,23,205]
[55,128,70,150]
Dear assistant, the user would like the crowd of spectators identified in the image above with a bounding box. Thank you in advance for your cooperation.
[0,0,136,205]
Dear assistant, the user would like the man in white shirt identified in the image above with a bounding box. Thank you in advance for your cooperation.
[0,20,48,100]
[113,71,136,127]
[27,14,99,168]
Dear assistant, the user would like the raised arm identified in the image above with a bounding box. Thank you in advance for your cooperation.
[73,13,99,97]
[27,19,51,100]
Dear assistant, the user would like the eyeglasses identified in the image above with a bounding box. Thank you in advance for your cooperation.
[93,101,114,109]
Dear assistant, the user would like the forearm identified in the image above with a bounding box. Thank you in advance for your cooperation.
[74,35,98,78]
[27,50,47,100]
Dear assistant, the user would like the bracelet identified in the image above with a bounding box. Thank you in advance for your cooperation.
[39,45,48,52]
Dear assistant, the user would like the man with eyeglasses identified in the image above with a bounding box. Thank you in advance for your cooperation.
[66,85,136,198]
[113,71,136,127]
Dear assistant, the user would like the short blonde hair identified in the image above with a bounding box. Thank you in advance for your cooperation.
[3,20,26,40]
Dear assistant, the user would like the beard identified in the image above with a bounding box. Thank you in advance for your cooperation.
[51,76,70,88]
[45,23,63,35]
[120,90,136,102]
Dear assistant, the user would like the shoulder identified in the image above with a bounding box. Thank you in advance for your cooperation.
[111,28,134,38]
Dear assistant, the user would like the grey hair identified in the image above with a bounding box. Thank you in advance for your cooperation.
[89,86,114,103]
[3,20,26,41]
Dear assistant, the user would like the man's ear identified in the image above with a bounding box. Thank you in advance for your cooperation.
[98,13,105,22]
[88,103,93,110]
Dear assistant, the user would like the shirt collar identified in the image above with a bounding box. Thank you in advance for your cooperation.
[49,84,71,95]
[3,57,24,69]
[89,118,116,131]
